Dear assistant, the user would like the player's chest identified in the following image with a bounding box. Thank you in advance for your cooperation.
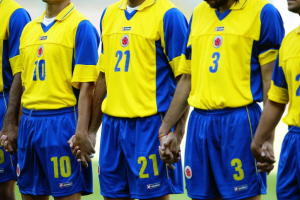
[282,42,300,82]
[102,11,161,42]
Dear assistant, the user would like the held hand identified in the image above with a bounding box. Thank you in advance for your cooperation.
[0,126,18,153]
[68,132,96,167]
[251,139,275,173]
[159,133,181,168]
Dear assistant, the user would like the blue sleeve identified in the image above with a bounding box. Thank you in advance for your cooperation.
[163,8,188,61]
[183,16,192,60]
[272,57,287,89]
[257,4,284,54]
[8,8,30,59]
[75,20,100,65]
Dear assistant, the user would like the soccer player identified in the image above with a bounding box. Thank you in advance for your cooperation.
[0,0,30,199]
[251,0,300,199]
[71,0,188,199]
[0,0,99,199]
[158,0,284,199]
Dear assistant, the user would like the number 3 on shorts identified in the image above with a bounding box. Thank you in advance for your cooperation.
[231,158,245,181]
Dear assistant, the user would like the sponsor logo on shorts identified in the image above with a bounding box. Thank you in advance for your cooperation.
[234,184,248,192]
[121,35,129,47]
[185,166,192,179]
[147,182,161,190]
[0,168,4,173]
[59,182,73,189]
[213,36,223,48]
[16,164,20,177]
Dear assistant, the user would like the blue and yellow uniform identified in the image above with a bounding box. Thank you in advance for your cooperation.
[98,0,187,198]
[0,0,30,183]
[180,0,284,198]
[17,3,99,197]
[268,26,300,200]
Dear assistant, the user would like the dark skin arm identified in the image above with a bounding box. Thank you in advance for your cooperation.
[68,82,95,167]
[0,73,22,153]
[159,74,191,165]
[69,72,107,164]
[251,99,286,172]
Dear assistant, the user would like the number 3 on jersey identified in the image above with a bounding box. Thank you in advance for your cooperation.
[209,52,221,73]
[114,50,130,72]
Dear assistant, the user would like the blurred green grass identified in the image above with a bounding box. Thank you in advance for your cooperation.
[15,162,277,200]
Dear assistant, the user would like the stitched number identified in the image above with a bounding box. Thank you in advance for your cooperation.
[209,52,221,73]
[50,156,72,178]
[138,154,160,179]
[33,60,46,81]
[138,156,149,179]
[296,74,300,96]
[0,149,4,164]
[114,50,130,72]
[231,158,245,181]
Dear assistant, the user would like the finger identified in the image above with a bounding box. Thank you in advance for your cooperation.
[166,163,176,170]
[80,156,89,168]
[257,162,274,173]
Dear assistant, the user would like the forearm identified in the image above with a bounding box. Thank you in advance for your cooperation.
[3,73,22,129]
[89,72,107,135]
[254,99,285,145]
[76,82,94,135]
[261,61,275,104]
[173,106,189,143]
[160,74,191,135]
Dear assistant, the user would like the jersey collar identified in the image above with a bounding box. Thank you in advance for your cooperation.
[119,0,156,11]
[230,0,248,10]
[36,3,75,23]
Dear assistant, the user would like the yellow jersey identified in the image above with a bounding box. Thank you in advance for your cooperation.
[20,3,100,110]
[99,0,187,118]
[180,0,284,110]
[0,0,30,93]
[268,26,300,127]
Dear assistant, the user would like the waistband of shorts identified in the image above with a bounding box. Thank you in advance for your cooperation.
[22,106,77,116]
[193,103,259,115]
[288,126,300,133]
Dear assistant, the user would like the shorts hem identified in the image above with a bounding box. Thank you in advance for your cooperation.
[102,190,183,199]
[19,189,50,196]
[223,191,265,200]
[0,177,17,183]
[52,190,93,197]
[101,192,131,199]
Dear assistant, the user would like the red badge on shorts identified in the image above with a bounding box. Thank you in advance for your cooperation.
[185,166,192,179]
[121,35,129,47]
[16,164,20,177]
[213,36,223,48]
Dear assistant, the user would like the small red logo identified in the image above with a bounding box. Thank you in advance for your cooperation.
[37,46,44,57]
[185,166,192,179]
[213,36,223,48]
[16,164,20,177]
[121,35,129,47]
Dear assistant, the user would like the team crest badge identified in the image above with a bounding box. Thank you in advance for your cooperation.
[121,35,129,47]
[213,36,223,48]
[16,164,20,177]
[37,46,44,57]
[185,166,192,179]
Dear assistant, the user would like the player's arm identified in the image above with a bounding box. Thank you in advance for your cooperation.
[252,57,288,173]
[88,72,106,137]
[0,9,30,153]
[159,11,191,164]
[68,20,100,166]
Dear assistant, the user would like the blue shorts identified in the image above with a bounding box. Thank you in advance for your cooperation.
[99,114,183,199]
[0,93,17,183]
[277,126,300,200]
[185,103,266,200]
[17,107,93,197]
